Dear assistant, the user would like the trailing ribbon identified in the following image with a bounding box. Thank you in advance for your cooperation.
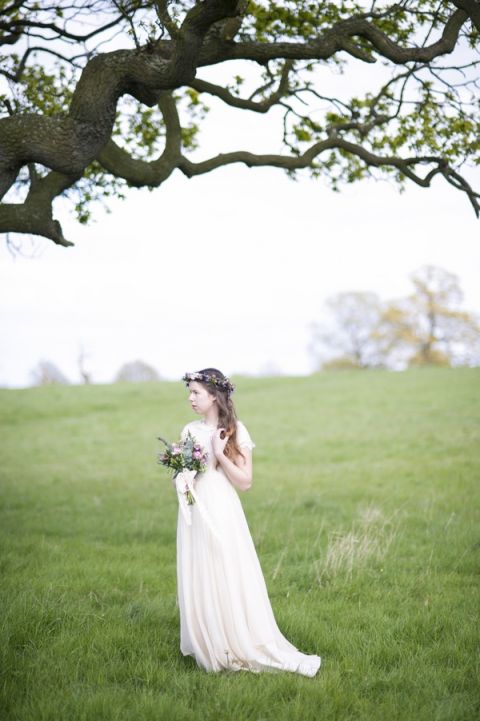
[174,470,221,542]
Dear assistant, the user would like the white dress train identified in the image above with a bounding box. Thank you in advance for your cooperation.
[175,418,321,677]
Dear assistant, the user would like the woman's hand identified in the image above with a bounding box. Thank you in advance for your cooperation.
[212,428,229,459]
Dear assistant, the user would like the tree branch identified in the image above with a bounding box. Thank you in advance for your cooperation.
[177,139,479,216]
[0,170,78,246]
[97,93,182,186]
[1,1,478,244]
[0,1,246,200]
[451,0,480,32]
[198,7,469,66]
[0,12,128,44]
[164,0,243,87]
[190,60,293,112]
[0,45,83,83]
[154,0,180,39]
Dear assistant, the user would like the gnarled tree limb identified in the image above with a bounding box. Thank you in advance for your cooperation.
[0,0,479,245]
[0,0,243,196]
[98,93,182,186]
[0,170,79,246]
[0,0,244,241]
[197,7,469,66]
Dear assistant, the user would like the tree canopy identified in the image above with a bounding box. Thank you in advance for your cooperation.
[310,265,480,369]
[1,0,479,246]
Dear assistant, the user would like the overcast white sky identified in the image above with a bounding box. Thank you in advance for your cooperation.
[1,31,480,388]
[1,159,479,387]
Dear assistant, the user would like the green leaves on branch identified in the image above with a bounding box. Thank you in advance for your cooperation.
[1,54,74,115]
[1,0,480,242]
[245,1,365,42]
[68,162,127,225]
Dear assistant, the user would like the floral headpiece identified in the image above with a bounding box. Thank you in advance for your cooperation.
[182,371,235,394]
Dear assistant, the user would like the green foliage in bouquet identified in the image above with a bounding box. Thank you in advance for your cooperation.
[157,431,208,477]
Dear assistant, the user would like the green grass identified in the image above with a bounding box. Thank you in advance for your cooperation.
[1,368,479,721]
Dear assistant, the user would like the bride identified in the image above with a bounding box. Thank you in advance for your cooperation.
[174,367,321,677]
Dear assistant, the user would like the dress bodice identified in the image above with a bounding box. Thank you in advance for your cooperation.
[181,419,255,471]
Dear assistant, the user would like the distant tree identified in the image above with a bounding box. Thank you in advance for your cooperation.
[310,291,385,370]
[114,359,160,383]
[321,357,364,371]
[375,265,480,367]
[77,343,92,384]
[30,359,70,385]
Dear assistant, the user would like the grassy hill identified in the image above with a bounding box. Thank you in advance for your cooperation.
[1,368,479,721]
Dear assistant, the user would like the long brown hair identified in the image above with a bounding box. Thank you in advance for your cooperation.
[193,367,244,464]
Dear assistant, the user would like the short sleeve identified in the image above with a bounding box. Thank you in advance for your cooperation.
[237,420,255,450]
[180,423,190,442]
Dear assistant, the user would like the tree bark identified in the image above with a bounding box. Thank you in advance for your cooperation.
[0,0,477,244]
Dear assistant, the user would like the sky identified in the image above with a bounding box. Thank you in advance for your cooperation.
[1,21,480,388]
[1,160,479,387]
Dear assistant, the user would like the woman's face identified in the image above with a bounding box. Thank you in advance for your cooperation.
[188,381,216,416]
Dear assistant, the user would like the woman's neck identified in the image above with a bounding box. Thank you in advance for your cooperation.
[203,408,219,427]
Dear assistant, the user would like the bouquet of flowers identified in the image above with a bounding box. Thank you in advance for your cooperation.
[157,431,208,505]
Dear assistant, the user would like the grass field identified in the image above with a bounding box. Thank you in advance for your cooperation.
[1,368,479,721]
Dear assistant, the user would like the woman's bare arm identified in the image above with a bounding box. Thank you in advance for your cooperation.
[215,448,252,491]
[212,428,252,491]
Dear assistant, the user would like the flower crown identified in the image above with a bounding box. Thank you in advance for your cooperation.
[182,371,235,394]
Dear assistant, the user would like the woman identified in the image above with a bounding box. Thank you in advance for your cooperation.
[175,367,321,677]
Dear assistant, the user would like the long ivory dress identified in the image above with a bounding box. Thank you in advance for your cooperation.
[175,418,321,677]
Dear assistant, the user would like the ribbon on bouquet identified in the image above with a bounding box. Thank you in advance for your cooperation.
[174,470,221,543]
